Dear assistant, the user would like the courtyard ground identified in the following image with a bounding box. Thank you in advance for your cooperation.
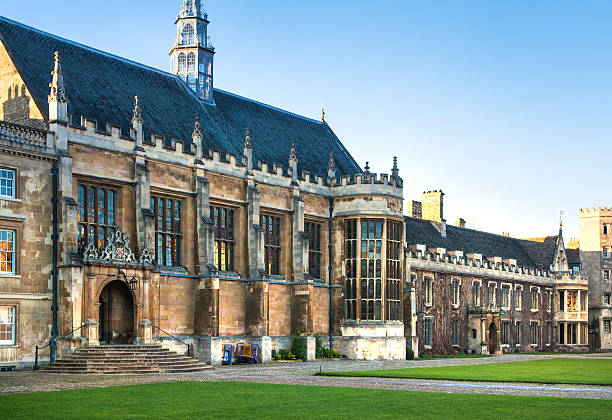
[317,358,612,385]
[2,381,612,419]
[1,353,611,401]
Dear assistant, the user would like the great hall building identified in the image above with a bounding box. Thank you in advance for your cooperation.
[0,2,590,368]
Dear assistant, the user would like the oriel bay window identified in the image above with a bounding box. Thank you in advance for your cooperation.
[262,214,281,275]
[361,219,383,320]
[305,221,322,278]
[77,184,116,252]
[152,196,182,267]
[343,218,403,322]
[344,219,358,320]
[386,220,402,321]
[212,206,234,272]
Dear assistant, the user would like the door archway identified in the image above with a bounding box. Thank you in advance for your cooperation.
[488,322,498,354]
[98,280,135,343]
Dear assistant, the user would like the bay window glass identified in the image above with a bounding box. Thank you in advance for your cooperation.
[77,184,116,253]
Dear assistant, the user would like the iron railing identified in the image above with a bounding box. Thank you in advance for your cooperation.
[152,325,193,357]
[33,322,88,370]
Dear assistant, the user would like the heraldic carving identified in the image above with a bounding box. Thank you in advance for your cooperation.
[81,229,153,266]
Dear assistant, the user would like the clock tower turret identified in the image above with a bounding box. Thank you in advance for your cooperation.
[170,0,215,104]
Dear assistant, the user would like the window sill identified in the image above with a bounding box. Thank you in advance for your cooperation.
[0,197,20,203]
[451,344,459,348]
[424,345,432,349]
[0,344,17,348]
[0,274,20,279]
[501,344,510,348]
[451,304,460,309]
[424,303,432,307]
[530,309,539,313]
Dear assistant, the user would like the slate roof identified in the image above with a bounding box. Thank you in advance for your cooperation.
[518,236,559,270]
[0,16,361,178]
[405,216,562,270]
[566,248,581,267]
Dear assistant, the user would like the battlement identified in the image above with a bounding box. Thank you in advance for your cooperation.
[407,243,552,281]
[579,207,612,216]
[0,120,48,151]
[63,116,402,198]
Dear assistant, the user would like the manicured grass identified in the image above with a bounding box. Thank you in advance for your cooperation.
[2,381,611,419]
[318,358,612,385]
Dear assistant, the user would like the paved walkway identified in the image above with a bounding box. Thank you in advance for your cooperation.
[1,353,611,399]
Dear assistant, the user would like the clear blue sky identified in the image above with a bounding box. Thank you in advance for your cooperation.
[4,1,610,240]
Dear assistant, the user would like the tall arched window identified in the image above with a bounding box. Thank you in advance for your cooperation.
[178,53,186,73]
[182,24,194,45]
[187,52,196,72]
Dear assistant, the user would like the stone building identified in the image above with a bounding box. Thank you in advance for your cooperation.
[578,207,612,350]
[0,3,589,369]
[404,191,588,356]
[0,4,405,367]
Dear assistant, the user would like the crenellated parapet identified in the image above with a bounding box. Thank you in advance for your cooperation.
[579,207,612,216]
[0,120,48,152]
[407,244,589,288]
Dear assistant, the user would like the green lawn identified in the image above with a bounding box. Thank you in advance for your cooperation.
[318,358,612,385]
[2,381,611,419]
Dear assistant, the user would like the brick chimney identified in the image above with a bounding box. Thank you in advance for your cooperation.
[455,217,466,228]
[422,190,444,223]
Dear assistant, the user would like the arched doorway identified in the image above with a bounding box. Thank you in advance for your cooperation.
[98,280,135,344]
[488,322,498,354]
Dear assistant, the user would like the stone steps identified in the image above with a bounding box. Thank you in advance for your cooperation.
[43,344,211,374]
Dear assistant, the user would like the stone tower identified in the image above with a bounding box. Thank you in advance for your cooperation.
[170,0,215,104]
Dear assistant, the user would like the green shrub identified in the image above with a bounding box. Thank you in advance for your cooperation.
[406,347,414,360]
[292,333,307,361]
[273,349,296,360]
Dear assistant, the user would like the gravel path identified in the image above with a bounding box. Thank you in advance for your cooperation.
[1,353,611,399]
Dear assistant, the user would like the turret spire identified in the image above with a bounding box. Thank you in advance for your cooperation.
[289,141,298,185]
[327,151,336,184]
[243,128,253,174]
[193,113,203,163]
[48,51,67,105]
[171,0,215,104]
[131,96,144,151]
[132,96,142,124]
[391,156,399,179]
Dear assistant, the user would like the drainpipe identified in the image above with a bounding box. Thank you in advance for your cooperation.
[328,198,334,351]
[50,163,59,363]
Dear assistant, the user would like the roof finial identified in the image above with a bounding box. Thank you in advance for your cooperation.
[559,210,564,231]
[192,113,202,140]
[364,161,370,174]
[327,151,336,184]
[289,140,298,165]
[391,156,399,179]
[48,51,67,104]
[244,127,252,150]
[328,151,336,173]
[132,96,142,124]
[321,107,325,122]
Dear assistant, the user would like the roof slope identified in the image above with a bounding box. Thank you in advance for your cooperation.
[518,236,558,270]
[0,16,361,178]
[405,216,541,268]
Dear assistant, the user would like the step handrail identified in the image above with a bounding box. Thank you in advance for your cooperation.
[33,322,88,370]
[151,325,193,357]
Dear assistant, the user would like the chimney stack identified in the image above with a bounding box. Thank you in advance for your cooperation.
[422,190,444,223]
[455,217,466,228]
